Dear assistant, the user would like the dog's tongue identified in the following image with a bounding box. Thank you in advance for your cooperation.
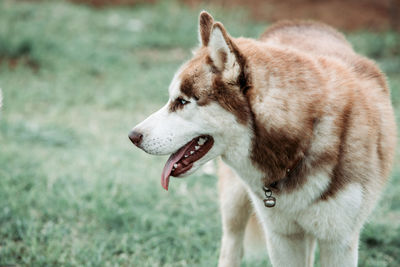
[161,140,194,191]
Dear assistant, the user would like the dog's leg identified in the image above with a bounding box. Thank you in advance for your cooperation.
[305,234,317,267]
[319,232,359,267]
[266,231,316,267]
[217,160,252,267]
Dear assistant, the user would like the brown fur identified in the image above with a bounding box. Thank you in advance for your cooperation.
[261,22,394,199]
[261,20,389,94]
[260,20,348,43]
[244,45,325,190]
[211,75,251,125]
[177,48,210,103]
[244,22,394,199]
[178,24,252,124]
[199,11,214,46]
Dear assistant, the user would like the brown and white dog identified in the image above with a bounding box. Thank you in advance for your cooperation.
[129,11,396,267]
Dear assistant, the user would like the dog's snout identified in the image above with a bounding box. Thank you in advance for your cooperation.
[129,130,143,147]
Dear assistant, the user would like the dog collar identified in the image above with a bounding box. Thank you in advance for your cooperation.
[263,156,304,208]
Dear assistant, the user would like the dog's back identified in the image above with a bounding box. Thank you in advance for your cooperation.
[260,20,388,92]
[260,20,354,59]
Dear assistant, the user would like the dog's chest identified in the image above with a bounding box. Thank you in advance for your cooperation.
[248,172,363,240]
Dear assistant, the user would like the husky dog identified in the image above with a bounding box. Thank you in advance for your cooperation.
[129,11,396,267]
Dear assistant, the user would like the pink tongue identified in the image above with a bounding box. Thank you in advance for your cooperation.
[161,141,193,191]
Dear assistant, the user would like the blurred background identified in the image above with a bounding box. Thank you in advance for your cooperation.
[0,0,399,266]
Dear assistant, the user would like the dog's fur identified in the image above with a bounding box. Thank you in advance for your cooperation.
[130,12,396,267]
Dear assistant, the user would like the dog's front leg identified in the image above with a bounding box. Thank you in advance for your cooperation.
[217,161,252,267]
[266,231,316,267]
[319,231,359,267]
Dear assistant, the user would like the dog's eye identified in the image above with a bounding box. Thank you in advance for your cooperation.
[177,98,190,106]
[169,97,191,112]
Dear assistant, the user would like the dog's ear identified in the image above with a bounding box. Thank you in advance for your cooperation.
[198,11,214,46]
[208,22,238,72]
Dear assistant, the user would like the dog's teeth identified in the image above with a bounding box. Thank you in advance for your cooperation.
[184,155,188,158]
[198,138,206,145]
[195,146,200,150]
[174,164,178,168]
[190,151,194,154]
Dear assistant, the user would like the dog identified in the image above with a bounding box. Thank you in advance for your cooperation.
[129,11,396,267]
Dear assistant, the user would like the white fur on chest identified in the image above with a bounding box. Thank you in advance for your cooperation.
[247,172,363,242]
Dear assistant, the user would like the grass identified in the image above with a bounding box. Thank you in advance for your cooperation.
[0,0,399,266]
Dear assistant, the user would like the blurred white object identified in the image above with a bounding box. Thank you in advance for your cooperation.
[127,19,143,32]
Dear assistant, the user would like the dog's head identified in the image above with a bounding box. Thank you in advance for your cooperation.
[129,11,252,190]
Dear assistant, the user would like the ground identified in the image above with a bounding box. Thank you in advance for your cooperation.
[0,0,400,266]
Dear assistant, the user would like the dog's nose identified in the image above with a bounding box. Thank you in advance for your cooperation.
[128,130,143,147]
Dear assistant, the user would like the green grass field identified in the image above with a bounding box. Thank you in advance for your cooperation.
[0,1,399,266]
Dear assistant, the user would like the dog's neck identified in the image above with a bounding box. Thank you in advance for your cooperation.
[220,125,269,196]
[219,41,318,198]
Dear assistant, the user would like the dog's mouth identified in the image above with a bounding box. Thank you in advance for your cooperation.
[161,135,214,190]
